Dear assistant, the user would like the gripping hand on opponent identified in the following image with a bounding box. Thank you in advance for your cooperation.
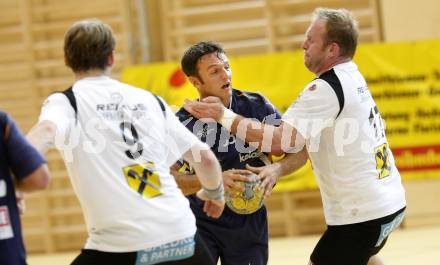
[183,97,224,121]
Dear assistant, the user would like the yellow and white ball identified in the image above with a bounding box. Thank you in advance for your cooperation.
[225,173,264,215]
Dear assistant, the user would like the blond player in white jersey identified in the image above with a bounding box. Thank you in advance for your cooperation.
[27,20,225,265]
[183,8,406,265]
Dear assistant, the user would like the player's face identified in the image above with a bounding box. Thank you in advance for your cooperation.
[301,19,331,75]
[192,52,232,106]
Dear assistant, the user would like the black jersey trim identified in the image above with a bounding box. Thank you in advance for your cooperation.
[61,86,78,120]
[318,68,345,119]
[153,94,166,118]
[60,88,166,119]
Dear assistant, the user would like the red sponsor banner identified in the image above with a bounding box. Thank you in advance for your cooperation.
[393,145,440,172]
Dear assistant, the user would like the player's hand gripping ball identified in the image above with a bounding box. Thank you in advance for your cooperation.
[225,173,264,214]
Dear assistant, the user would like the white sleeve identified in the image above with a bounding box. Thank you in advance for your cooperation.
[162,102,208,166]
[282,79,339,140]
[39,93,75,135]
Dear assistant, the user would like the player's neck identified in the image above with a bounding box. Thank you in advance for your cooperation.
[221,96,231,108]
[316,57,351,76]
[74,68,111,81]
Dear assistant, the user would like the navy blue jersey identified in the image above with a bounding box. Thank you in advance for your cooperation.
[176,89,280,264]
[176,89,281,172]
[0,112,46,265]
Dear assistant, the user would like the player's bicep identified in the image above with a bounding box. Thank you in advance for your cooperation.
[275,122,305,154]
[27,120,58,151]
[39,93,75,135]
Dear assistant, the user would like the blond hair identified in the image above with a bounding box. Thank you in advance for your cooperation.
[313,8,359,58]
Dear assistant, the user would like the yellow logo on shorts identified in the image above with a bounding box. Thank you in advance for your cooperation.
[122,162,162,198]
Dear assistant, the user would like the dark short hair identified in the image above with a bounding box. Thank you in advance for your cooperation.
[64,19,115,72]
[181,41,225,80]
[313,8,359,58]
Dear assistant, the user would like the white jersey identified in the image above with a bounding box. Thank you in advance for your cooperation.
[39,75,203,252]
[283,61,406,225]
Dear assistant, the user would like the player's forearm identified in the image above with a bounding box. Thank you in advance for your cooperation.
[27,121,56,154]
[229,115,284,155]
[191,151,222,190]
[231,115,263,147]
[276,148,308,177]
[182,147,222,190]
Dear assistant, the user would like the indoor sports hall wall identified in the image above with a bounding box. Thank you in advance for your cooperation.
[0,0,438,254]
[148,0,381,61]
[379,0,440,42]
[0,0,144,253]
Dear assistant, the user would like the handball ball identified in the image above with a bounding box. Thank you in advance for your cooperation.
[226,173,264,215]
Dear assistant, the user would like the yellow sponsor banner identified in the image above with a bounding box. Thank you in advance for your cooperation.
[122,39,440,191]
[121,62,199,112]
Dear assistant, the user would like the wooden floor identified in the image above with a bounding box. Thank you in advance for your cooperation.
[28,225,440,265]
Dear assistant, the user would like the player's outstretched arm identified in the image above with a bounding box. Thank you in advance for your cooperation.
[184,96,299,156]
[182,143,225,218]
[27,120,57,155]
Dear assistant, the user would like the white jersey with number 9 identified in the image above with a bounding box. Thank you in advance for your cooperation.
[39,76,204,252]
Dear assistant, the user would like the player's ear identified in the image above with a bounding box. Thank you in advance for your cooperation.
[107,50,115,67]
[328,42,340,58]
[189,76,201,90]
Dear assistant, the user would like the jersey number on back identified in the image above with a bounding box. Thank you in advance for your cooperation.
[120,122,143,159]
[120,122,162,198]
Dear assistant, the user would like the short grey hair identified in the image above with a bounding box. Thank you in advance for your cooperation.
[313,8,359,58]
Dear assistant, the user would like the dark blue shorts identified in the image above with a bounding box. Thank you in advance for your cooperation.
[187,194,268,265]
